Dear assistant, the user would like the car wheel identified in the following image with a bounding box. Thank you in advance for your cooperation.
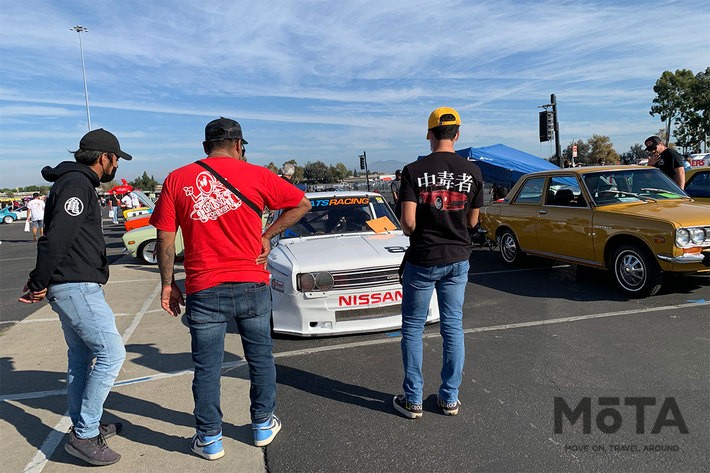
[3,216,13,224]
[138,240,158,264]
[611,244,662,298]
[435,196,444,210]
[499,229,524,264]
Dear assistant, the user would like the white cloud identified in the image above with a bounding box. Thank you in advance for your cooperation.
[0,0,708,187]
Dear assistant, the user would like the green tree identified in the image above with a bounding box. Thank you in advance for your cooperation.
[588,134,619,165]
[650,68,708,151]
[303,161,331,183]
[266,162,279,173]
[676,67,710,152]
[130,171,159,191]
[619,144,646,165]
[330,162,349,181]
[561,139,591,165]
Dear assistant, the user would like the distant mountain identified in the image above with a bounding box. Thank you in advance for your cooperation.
[367,159,410,173]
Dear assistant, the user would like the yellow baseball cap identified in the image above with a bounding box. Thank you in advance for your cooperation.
[427,107,461,134]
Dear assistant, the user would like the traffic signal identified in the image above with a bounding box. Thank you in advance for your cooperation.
[539,110,554,142]
[359,155,366,170]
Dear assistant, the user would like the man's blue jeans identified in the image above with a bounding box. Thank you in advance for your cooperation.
[47,282,126,439]
[400,259,469,405]
[186,282,275,436]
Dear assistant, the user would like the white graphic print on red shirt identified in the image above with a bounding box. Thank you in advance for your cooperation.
[183,171,242,222]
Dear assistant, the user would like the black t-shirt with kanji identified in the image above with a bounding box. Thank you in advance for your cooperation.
[653,148,684,180]
[399,151,484,266]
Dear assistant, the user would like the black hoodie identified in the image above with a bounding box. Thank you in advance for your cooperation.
[28,162,108,291]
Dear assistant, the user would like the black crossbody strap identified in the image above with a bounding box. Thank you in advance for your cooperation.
[194,160,262,217]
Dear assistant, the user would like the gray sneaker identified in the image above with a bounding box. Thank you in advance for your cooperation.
[99,422,123,439]
[65,430,121,466]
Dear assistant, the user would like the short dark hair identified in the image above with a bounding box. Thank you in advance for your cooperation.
[33,192,40,198]
[70,149,104,165]
[430,124,459,141]
[203,138,240,154]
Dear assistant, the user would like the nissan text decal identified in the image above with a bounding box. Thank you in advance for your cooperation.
[338,290,402,306]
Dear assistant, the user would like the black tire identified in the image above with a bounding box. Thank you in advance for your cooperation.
[3,215,13,224]
[138,240,158,264]
[498,229,524,265]
[611,244,662,297]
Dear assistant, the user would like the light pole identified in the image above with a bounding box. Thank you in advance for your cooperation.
[70,25,91,131]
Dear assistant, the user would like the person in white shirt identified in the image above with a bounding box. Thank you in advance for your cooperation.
[130,192,140,209]
[121,194,133,209]
[26,193,46,241]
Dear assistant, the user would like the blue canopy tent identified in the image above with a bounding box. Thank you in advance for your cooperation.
[456,144,559,189]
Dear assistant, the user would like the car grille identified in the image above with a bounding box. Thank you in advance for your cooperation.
[335,304,402,322]
[330,265,401,290]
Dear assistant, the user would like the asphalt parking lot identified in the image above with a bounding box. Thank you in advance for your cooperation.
[1,216,709,472]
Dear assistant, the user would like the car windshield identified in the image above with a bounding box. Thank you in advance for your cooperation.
[281,194,400,238]
[582,169,688,206]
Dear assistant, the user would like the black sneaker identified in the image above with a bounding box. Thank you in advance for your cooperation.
[437,397,461,416]
[99,422,123,439]
[393,395,423,419]
[65,430,121,466]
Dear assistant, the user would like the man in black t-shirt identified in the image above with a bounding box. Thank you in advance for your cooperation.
[392,107,483,420]
[390,169,402,219]
[644,136,685,189]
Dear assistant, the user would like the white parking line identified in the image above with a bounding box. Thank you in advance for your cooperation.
[5,300,706,405]
[0,310,163,326]
[9,299,708,473]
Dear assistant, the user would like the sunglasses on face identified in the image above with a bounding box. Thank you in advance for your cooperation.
[645,144,657,152]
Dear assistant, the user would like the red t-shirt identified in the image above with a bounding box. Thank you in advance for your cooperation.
[150,156,305,294]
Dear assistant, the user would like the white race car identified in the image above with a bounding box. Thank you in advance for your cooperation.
[267,191,439,336]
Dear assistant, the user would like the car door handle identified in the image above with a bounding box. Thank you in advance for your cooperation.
[538,210,548,215]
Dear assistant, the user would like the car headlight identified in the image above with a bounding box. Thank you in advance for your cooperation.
[298,273,316,292]
[675,228,690,247]
[315,272,335,291]
[297,272,335,292]
[690,227,706,245]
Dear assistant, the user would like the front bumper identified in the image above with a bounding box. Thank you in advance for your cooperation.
[657,251,710,266]
[272,286,440,337]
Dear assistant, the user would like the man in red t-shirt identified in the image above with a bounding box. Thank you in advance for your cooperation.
[150,117,310,459]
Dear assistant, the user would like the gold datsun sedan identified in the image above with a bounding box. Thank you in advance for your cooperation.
[480,166,710,297]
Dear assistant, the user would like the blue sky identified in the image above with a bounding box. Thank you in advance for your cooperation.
[1,0,708,188]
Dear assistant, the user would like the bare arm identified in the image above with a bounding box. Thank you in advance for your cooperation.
[675,166,685,189]
[262,196,312,240]
[156,229,184,317]
[400,201,417,236]
[467,207,480,229]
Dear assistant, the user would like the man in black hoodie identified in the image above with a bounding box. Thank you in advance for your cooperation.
[19,129,132,466]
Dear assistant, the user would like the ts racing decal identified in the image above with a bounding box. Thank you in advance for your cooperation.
[64,197,84,217]
[183,171,242,223]
[311,197,370,207]
[338,290,402,307]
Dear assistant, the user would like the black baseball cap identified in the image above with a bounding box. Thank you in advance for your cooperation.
[204,117,248,144]
[79,128,133,160]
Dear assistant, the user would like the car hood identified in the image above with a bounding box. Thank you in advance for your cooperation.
[597,200,709,226]
[274,233,408,271]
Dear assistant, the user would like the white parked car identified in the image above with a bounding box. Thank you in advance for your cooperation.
[267,191,439,336]
[122,191,441,337]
